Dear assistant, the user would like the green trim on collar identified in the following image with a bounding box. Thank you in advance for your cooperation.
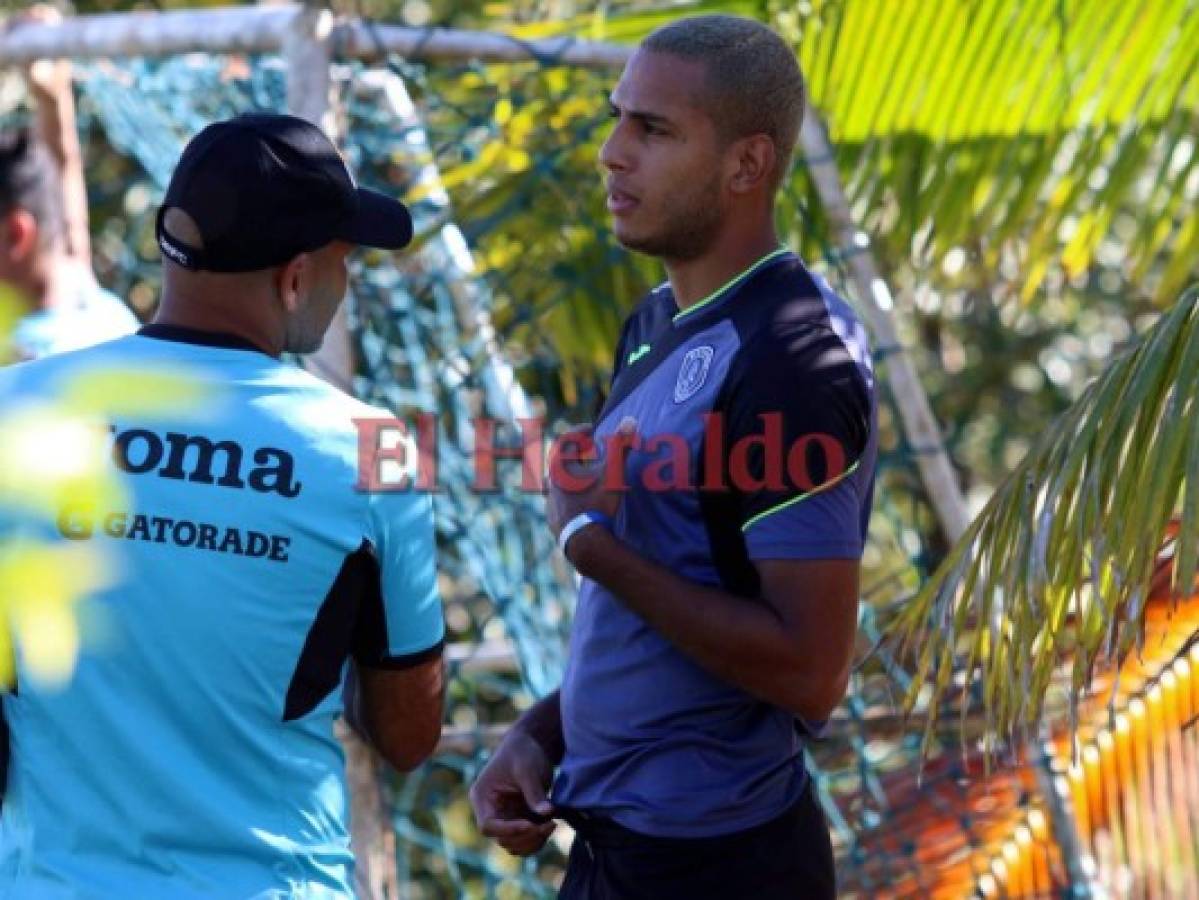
[671,247,790,324]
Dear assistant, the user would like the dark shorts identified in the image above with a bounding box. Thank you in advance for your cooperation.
[557,781,835,900]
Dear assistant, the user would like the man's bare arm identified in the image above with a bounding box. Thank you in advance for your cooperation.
[23,6,91,265]
[569,528,859,721]
[346,655,445,772]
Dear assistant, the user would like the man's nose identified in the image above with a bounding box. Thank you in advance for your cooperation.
[598,123,631,174]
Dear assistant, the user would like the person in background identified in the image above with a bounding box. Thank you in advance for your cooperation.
[1,4,138,363]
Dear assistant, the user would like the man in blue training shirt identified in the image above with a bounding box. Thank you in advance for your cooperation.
[0,114,445,898]
[471,16,875,899]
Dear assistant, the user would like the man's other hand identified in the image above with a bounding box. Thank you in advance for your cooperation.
[469,729,557,856]
[8,6,72,101]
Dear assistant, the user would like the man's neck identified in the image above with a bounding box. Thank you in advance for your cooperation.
[664,225,782,312]
[154,292,283,358]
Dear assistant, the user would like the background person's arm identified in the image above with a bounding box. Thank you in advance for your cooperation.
[21,5,92,266]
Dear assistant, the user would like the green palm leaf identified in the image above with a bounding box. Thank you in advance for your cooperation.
[888,284,1199,757]
[791,0,1199,304]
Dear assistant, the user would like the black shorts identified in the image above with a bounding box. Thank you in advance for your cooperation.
[557,781,835,900]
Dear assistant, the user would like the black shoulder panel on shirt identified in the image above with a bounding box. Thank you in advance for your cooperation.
[723,257,826,343]
[697,481,761,598]
[697,257,871,595]
[593,287,674,420]
[283,539,385,722]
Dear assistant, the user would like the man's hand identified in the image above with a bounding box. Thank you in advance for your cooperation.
[7,4,92,266]
[469,729,557,856]
[8,6,72,101]
[546,417,636,544]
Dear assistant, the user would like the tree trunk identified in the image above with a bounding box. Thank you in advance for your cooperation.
[798,112,971,543]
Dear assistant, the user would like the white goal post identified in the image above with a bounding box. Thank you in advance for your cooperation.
[0,3,631,68]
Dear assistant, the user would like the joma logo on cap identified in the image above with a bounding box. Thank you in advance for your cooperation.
[159,237,192,267]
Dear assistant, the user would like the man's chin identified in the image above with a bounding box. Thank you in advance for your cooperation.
[613,226,665,258]
[615,230,708,262]
[611,222,635,247]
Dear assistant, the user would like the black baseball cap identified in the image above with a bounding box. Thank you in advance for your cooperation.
[156,113,413,273]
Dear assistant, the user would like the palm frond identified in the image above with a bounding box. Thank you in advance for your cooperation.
[790,0,1199,304]
[887,284,1199,757]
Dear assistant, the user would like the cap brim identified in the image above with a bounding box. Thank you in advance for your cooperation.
[338,188,414,251]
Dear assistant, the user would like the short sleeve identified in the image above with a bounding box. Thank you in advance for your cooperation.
[357,489,445,667]
[720,323,873,561]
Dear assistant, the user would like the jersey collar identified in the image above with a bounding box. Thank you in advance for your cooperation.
[138,323,273,356]
[671,247,792,326]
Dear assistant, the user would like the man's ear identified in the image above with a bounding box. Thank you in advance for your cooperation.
[728,134,776,195]
[2,209,40,262]
[276,252,311,314]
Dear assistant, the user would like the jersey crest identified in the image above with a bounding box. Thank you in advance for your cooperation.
[673,345,714,403]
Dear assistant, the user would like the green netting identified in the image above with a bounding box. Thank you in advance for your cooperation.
[12,35,1039,899]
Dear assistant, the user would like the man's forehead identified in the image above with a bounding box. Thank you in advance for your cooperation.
[612,50,708,115]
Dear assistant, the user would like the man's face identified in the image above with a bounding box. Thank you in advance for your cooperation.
[600,51,729,261]
[283,241,351,355]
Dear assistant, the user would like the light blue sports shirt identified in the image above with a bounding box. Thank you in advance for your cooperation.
[0,325,444,898]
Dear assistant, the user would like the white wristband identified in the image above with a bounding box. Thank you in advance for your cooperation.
[557,510,612,559]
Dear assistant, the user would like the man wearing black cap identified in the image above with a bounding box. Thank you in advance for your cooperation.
[0,113,445,898]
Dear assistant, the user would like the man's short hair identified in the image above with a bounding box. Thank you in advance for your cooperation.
[643,15,806,189]
[0,128,66,249]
